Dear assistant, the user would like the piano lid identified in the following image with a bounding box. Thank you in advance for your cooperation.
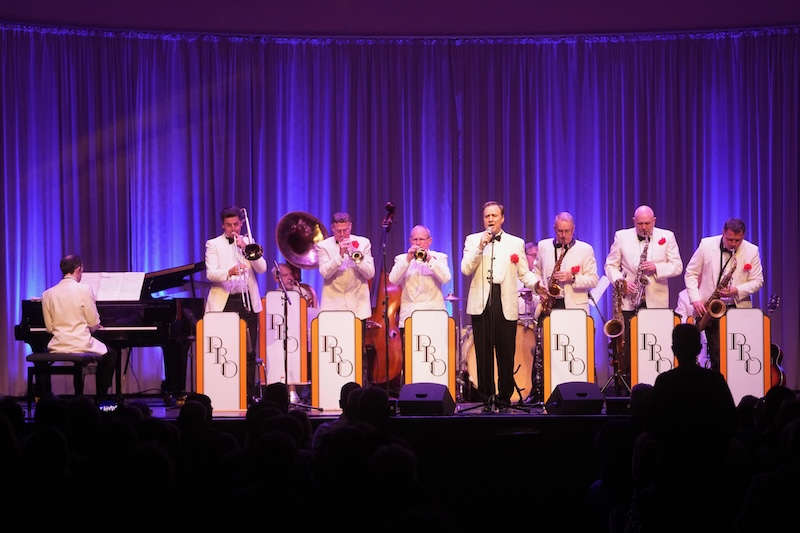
[141,261,205,297]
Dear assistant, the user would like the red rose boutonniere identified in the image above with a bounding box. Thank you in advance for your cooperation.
[571,266,580,274]
[351,240,359,249]
[744,263,752,272]
[658,237,666,245]
[510,254,519,264]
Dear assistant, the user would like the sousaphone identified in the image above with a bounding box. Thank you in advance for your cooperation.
[275,211,329,269]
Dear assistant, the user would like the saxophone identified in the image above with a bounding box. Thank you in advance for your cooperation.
[696,252,737,332]
[628,236,651,309]
[604,279,626,339]
[534,244,569,319]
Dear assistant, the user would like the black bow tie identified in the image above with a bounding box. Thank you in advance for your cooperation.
[492,233,501,242]
[554,240,573,249]
[226,236,234,244]
[637,234,647,241]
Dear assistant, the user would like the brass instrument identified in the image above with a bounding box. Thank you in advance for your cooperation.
[534,243,570,319]
[240,208,263,261]
[414,248,428,262]
[696,251,737,331]
[348,243,363,264]
[628,235,650,309]
[275,211,329,269]
[604,279,626,339]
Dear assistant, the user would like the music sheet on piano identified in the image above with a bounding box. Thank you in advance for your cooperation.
[82,272,146,301]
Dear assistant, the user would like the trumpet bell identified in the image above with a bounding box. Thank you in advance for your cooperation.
[414,249,428,262]
[276,211,329,269]
[351,250,364,263]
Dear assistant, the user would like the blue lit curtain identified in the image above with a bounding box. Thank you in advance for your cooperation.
[1,24,798,395]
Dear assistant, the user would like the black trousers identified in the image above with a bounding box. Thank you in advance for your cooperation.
[704,315,723,373]
[471,285,517,403]
[223,294,260,397]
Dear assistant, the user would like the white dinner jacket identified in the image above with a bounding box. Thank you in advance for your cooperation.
[316,234,375,319]
[388,250,451,324]
[42,277,107,354]
[461,231,536,321]
[205,233,267,313]
[684,235,763,307]
[533,238,599,313]
[604,227,683,310]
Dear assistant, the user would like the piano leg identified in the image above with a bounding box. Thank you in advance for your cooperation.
[163,339,190,397]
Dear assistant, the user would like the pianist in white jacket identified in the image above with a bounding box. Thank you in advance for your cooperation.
[42,254,117,395]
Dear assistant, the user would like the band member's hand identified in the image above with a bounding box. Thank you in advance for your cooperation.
[626,281,638,295]
[692,301,706,316]
[479,231,493,250]
[407,246,417,261]
[339,240,350,256]
[234,234,247,249]
[552,270,573,283]
[719,286,738,298]
[534,282,549,296]
[228,263,247,276]
[640,261,657,275]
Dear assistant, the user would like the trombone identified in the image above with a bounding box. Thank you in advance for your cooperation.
[234,207,263,312]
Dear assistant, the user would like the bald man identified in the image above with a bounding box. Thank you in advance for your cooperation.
[388,225,452,325]
[604,205,683,387]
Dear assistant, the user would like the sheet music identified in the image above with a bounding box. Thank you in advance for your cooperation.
[81,272,146,301]
[589,275,611,306]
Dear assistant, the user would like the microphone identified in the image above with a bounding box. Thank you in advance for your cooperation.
[382,201,395,229]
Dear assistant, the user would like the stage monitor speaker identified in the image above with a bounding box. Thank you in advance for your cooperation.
[398,383,455,416]
[545,381,603,415]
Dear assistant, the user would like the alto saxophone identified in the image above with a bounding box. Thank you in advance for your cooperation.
[696,252,737,331]
[534,244,569,319]
[628,236,651,309]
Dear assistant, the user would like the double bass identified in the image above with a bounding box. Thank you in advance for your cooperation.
[364,266,404,391]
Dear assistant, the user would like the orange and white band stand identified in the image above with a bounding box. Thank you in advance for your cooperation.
[720,308,772,405]
[542,309,595,403]
[630,309,681,386]
[259,291,309,386]
[311,311,363,411]
[196,312,248,411]
[403,310,457,397]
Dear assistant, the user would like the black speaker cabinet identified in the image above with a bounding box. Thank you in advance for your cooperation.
[545,381,603,415]
[398,383,455,416]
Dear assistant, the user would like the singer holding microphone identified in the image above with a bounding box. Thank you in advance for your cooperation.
[205,206,267,401]
[462,201,537,411]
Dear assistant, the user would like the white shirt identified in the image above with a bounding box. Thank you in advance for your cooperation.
[388,250,451,324]
[42,277,107,354]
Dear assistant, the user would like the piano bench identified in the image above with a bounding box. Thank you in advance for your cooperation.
[26,352,105,410]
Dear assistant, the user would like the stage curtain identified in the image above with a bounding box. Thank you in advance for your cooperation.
[1,24,798,395]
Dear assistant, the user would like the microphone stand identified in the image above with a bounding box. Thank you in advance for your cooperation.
[380,210,393,395]
[273,260,319,411]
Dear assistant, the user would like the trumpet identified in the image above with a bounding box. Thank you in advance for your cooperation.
[414,248,428,262]
[346,242,363,264]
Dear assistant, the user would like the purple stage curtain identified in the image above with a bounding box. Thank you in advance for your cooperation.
[1,23,798,395]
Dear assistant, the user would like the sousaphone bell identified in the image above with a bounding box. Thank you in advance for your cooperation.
[276,211,329,269]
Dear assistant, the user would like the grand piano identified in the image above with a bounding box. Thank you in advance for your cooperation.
[15,262,206,400]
